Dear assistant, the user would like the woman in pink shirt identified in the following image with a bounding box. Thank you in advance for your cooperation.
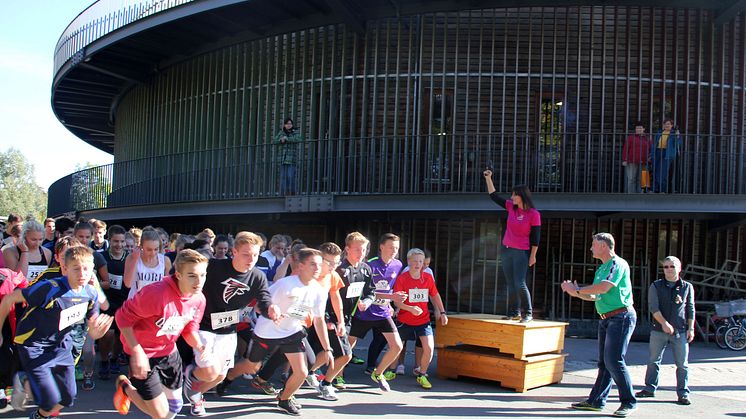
[483,169,541,322]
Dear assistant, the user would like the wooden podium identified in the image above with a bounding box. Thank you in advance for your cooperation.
[436,314,568,392]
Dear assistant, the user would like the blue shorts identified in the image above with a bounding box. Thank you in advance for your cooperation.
[397,323,433,341]
[17,345,76,411]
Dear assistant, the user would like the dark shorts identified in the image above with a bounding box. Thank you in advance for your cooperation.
[128,350,183,401]
[17,346,76,411]
[397,323,433,341]
[247,330,307,363]
[306,324,352,358]
[349,317,397,339]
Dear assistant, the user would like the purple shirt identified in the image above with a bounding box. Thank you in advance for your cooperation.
[502,200,541,250]
[355,256,403,321]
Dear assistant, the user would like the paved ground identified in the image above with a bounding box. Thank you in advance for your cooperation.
[1,335,745,418]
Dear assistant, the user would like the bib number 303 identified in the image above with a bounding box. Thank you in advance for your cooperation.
[408,288,428,303]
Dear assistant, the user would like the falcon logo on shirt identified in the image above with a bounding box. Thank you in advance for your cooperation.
[221,278,251,303]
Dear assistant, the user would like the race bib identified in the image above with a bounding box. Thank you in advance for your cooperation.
[59,302,88,330]
[409,288,429,303]
[109,274,123,290]
[345,281,365,299]
[286,303,312,321]
[372,297,389,306]
[27,265,47,281]
[211,309,240,330]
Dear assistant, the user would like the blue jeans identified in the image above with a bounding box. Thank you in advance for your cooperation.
[587,309,637,408]
[501,246,532,316]
[279,164,297,195]
[652,149,671,193]
[643,330,690,397]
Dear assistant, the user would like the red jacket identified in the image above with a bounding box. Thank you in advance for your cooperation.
[0,269,28,338]
[622,134,651,164]
[116,275,205,358]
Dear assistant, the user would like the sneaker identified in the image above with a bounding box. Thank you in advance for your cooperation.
[677,396,691,405]
[413,366,422,376]
[215,379,232,397]
[350,355,365,365]
[82,372,95,391]
[113,375,131,415]
[251,377,279,395]
[332,376,347,390]
[395,365,405,375]
[371,372,390,392]
[99,360,111,380]
[635,389,655,398]
[305,373,320,390]
[613,405,637,417]
[277,394,302,409]
[278,398,300,416]
[570,401,602,411]
[190,395,207,416]
[318,383,338,401]
[0,389,7,409]
[242,373,254,380]
[12,372,28,411]
[382,370,397,381]
[519,315,533,323]
[416,374,433,389]
[502,314,521,321]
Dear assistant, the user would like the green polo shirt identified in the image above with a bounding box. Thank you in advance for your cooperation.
[592,255,634,314]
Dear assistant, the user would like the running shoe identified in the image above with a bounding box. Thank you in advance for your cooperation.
[332,376,347,390]
[190,395,207,417]
[278,398,300,416]
[613,405,637,417]
[520,315,533,323]
[371,372,390,392]
[350,354,365,365]
[250,377,279,395]
[305,372,320,389]
[215,379,232,397]
[318,383,338,401]
[113,375,131,415]
[383,370,397,381]
[11,372,28,411]
[395,365,406,375]
[99,359,111,380]
[413,366,422,376]
[416,374,433,389]
[82,372,95,391]
[570,401,602,411]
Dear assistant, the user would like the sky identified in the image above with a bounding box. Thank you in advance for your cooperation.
[0,1,113,190]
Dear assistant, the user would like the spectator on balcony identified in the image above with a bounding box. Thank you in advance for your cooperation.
[650,119,682,193]
[483,170,541,323]
[273,118,303,195]
[622,122,651,193]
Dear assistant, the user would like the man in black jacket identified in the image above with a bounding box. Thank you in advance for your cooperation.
[636,256,695,405]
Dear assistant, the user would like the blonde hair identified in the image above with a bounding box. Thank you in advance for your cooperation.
[234,231,263,249]
[64,245,94,266]
[407,248,425,259]
[21,219,44,244]
[174,249,209,273]
[128,228,142,245]
[345,231,369,247]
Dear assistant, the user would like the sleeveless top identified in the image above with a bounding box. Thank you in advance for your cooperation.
[19,247,49,283]
[127,253,165,299]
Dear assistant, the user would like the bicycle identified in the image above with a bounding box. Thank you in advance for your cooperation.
[715,316,738,349]
[724,317,746,351]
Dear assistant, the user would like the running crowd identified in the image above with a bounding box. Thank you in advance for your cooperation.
[0,215,447,417]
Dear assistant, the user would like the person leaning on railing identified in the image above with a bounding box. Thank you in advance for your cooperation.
[649,118,682,194]
[273,118,304,196]
[622,121,651,193]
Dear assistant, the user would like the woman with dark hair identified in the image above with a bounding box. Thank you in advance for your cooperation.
[273,117,304,195]
[483,169,541,322]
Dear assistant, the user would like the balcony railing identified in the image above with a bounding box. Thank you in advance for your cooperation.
[54,0,195,74]
[47,133,746,215]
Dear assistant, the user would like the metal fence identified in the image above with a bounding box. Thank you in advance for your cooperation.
[48,132,746,214]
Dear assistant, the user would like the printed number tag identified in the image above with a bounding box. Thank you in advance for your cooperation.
[27,265,46,281]
[345,281,365,299]
[59,302,88,330]
[211,310,240,330]
[286,304,312,321]
[409,288,429,303]
[372,298,389,306]
[109,274,123,290]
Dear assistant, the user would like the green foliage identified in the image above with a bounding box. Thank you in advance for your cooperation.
[71,162,111,211]
[0,148,47,222]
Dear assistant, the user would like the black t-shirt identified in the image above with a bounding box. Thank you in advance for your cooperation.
[330,259,375,325]
[102,250,129,312]
[92,251,107,272]
[199,258,272,334]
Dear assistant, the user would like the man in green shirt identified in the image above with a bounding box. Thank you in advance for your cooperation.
[273,117,303,195]
[561,233,637,417]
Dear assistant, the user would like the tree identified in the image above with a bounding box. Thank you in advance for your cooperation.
[71,162,111,211]
[0,148,47,222]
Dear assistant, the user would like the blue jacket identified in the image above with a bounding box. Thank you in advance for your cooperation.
[650,130,682,161]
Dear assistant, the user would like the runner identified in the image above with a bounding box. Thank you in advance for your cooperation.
[113,249,208,419]
[73,221,110,289]
[89,219,109,253]
[0,268,28,410]
[99,225,130,381]
[42,218,55,246]
[393,248,448,389]
[0,246,113,418]
[256,234,287,285]
[182,232,278,416]
[212,235,232,260]
[2,219,52,283]
[124,227,172,299]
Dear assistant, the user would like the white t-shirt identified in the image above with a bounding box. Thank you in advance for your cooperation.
[253,275,327,339]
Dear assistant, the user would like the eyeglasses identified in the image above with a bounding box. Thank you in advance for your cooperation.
[663,265,676,269]
[323,259,341,268]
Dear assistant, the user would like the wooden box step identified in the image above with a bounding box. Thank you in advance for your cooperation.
[436,345,567,393]
[435,314,569,359]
